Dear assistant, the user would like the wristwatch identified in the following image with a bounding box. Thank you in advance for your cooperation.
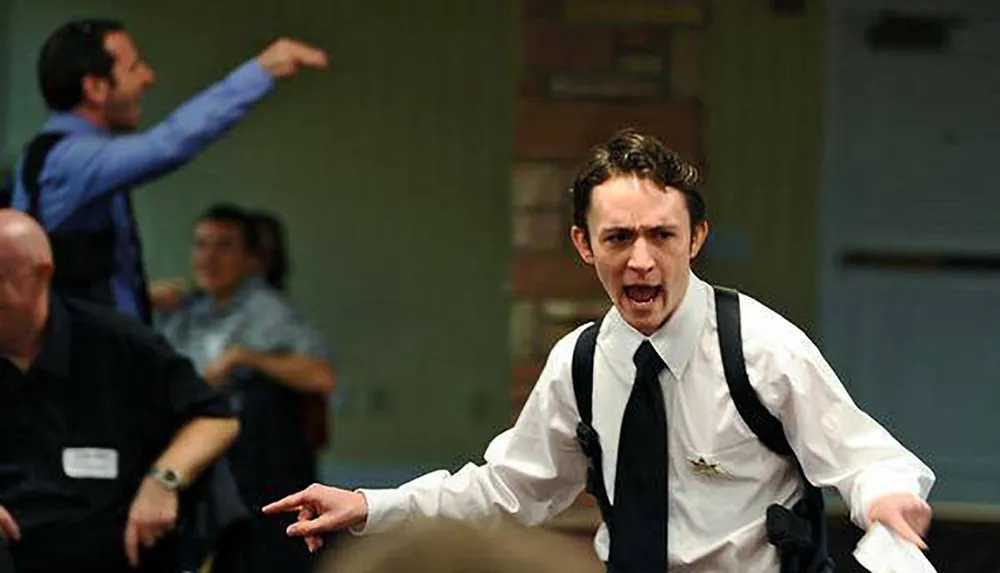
[148,466,185,491]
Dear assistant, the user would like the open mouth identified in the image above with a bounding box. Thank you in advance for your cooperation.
[623,285,662,305]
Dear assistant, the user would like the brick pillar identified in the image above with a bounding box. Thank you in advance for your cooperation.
[510,0,707,419]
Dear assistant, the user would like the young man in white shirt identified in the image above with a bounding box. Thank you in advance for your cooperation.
[263,129,934,571]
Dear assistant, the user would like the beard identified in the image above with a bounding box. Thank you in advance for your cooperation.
[105,97,140,133]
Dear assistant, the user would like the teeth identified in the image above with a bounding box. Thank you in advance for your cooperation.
[625,286,658,303]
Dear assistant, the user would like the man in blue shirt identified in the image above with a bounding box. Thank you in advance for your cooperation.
[11,18,327,324]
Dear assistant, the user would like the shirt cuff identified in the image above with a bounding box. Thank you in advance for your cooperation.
[352,488,408,536]
[226,59,276,98]
[851,468,931,529]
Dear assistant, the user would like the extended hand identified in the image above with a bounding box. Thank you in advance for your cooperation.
[203,346,252,387]
[262,484,368,550]
[124,477,179,567]
[258,38,328,78]
[867,492,932,550]
[148,277,187,311]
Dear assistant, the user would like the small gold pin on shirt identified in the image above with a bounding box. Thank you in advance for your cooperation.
[689,457,728,478]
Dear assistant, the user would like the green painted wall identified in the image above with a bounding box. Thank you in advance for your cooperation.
[2,0,826,483]
[2,0,516,471]
[0,0,8,156]
[701,0,825,334]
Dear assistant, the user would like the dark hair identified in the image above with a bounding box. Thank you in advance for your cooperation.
[249,210,290,291]
[198,203,261,254]
[571,129,706,241]
[37,18,125,111]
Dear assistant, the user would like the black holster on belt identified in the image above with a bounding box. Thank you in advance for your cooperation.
[765,489,835,573]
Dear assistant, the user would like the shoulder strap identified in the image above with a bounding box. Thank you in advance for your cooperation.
[571,319,614,525]
[715,287,833,571]
[571,321,601,426]
[21,132,69,222]
[714,286,793,457]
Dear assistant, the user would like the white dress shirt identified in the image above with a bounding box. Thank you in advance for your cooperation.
[358,273,935,571]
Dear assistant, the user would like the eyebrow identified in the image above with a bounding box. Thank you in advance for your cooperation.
[601,224,680,234]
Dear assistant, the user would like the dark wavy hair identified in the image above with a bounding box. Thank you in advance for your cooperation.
[38,18,125,111]
[570,128,706,242]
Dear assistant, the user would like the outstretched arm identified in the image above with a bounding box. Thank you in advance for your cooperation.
[37,39,328,228]
[263,331,591,549]
[769,331,935,548]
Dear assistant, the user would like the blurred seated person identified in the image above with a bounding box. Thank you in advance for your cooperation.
[0,210,239,573]
[248,209,331,454]
[151,208,332,455]
[149,208,289,304]
[149,208,289,310]
[149,207,289,304]
[155,203,335,573]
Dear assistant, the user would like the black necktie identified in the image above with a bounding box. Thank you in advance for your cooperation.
[609,340,668,573]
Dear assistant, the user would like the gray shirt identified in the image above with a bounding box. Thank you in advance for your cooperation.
[155,276,332,376]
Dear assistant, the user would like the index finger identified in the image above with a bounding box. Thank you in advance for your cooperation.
[124,521,141,567]
[262,489,309,514]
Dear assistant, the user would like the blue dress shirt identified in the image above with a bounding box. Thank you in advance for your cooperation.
[12,59,275,320]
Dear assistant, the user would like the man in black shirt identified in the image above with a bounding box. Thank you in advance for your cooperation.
[0,209,240,573]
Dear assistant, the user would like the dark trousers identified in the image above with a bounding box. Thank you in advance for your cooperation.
[10,527,179,573]
[210,511,325,573]
[0,539,14,573]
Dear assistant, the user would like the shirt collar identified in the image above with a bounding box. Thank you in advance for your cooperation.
[233,275,267,302]
[601,272,709,380]
[42,112,108,136]
[189,276,266,317]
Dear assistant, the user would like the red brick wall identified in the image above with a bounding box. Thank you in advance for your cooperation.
[510,0,707,418]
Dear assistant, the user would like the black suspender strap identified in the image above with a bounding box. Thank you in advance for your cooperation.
[571,320,614,527]
[17,132,152,324]
[572,322,599,427]
[714,286,833,573]
[21,132,69,223]
[714,286,793,456]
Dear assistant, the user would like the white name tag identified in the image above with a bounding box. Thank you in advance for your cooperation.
[62,448,119,480]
